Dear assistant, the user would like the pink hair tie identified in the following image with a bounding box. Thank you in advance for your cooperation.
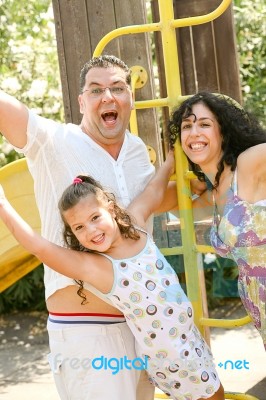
[73,177,83,184]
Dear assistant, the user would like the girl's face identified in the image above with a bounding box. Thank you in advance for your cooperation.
[180,103,223,174]
[63,194,118,252]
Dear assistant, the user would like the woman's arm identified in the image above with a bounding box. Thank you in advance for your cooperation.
[237,143,266,203]
[0,185,110,291]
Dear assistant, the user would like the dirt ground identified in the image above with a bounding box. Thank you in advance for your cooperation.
[0,310,53,396]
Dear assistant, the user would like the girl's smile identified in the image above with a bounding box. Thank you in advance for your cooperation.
[91,233,105,245]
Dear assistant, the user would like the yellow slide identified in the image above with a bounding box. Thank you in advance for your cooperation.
[0,158,41,292]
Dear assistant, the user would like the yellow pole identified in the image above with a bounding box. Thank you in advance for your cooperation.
[172,0,232,28]
[158,0,204,328]
[93,23,161,57]
[129,70,140,136]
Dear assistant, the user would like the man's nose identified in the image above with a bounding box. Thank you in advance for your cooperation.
[102,88,114,101]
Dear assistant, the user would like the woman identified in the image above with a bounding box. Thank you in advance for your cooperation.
[168,92,266,349]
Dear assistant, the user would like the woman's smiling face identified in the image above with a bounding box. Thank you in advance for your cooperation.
[180,102,223,173]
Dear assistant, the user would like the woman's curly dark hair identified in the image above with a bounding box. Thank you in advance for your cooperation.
[168,92,266,188]
[58,175,140,304]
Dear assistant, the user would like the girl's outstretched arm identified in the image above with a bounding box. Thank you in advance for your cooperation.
[128,150,175,225]
[0,185,111,292]
[128,151,213,225]
[155,178,208,214]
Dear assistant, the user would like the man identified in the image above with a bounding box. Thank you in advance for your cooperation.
[0,54,207,399]
[0,55,155,400]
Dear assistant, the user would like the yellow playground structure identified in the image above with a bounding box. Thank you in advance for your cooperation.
[0,0,259,399]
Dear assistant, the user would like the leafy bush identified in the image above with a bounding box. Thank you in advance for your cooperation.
[0,266,45,314]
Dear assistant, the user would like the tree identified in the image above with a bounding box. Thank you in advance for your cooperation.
[234,0,266,123]
[0,0,64,167]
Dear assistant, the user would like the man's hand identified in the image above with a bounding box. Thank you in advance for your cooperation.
[0,184,6,203]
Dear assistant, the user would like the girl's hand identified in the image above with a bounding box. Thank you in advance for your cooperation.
[164,148,175,176]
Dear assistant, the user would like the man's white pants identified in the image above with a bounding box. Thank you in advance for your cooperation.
[47,321,154,400]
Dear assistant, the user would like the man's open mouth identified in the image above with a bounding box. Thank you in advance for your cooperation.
[101,111,118,122]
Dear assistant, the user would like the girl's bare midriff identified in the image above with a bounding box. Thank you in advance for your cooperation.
[46,285,123,315]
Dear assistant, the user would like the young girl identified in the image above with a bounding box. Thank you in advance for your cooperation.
[0,152,224,400]
[168,92,266,350]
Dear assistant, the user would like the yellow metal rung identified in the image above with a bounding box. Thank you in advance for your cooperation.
[154,392,259,400]
[224,393,259,400]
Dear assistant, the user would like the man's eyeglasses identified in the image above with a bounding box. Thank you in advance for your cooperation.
[82,86,128,98]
